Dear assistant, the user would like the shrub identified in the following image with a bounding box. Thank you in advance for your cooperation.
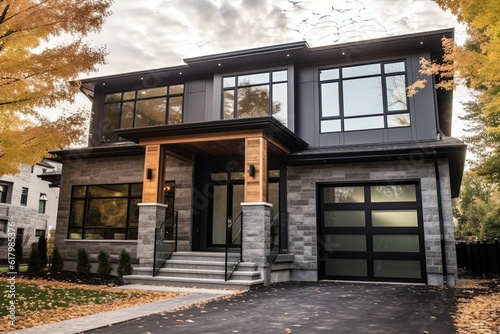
[27,244,41,273]
[96,251,112,276]
[14,236,23,272]
[37,232,48,268]
[76,248,91,275]
[50,247,64,272]
[116,250,132,277]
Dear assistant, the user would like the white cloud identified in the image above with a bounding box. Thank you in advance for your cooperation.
[68,0,468,136]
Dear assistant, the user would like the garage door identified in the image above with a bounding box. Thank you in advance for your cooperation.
[317,182,426,283]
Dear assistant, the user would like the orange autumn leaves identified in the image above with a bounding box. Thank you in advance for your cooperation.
[0,277,185,332]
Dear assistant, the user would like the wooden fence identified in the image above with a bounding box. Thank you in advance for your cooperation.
[456,240,500,276]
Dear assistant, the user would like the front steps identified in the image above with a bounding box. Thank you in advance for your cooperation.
[123,252,264,290]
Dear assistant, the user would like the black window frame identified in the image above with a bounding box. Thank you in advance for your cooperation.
[222,69,288,126]
[319,60,410,133]
[20,187,28,206]
[101,84,185,142]
[67,183,142,240]
[0,183,9,203]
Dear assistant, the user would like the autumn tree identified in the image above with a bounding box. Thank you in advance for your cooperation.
[407,0,500,185]
[0,0,113,176]
[454,170,500,240]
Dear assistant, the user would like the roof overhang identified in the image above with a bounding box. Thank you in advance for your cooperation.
[283,137,466,198]
[115,117,308,157]
[49,143,145,161]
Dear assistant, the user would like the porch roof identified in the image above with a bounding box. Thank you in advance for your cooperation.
[114,117,308,157]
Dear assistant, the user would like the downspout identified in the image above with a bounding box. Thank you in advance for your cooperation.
[433,151,447,285]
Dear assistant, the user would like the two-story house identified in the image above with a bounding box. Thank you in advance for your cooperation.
[0,160,60,261]
[52,28,466,288]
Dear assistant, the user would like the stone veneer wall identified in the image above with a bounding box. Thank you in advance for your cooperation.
[55,154,194,262]
[286,158,456,286]
[165,155,194,251]
[55,155,145,261]
[0,204,49,260]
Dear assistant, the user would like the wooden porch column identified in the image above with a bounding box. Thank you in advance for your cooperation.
[244,136,267,202]
[142,144,165,203]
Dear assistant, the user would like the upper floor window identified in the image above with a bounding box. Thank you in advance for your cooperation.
[102,84,184,142]
[21,187,28,206]
[223,70,288,126]
[320,61,409,133]
[39,193,48,214]
[0,184,8,203]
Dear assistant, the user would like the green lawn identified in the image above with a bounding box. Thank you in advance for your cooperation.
[0,265,27,273]
[0,281,141,317]
[0,280,142,317]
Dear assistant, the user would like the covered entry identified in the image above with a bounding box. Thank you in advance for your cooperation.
[317,182,427,283]
[115,117,307,262]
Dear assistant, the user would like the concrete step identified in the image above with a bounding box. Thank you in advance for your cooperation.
[123,274,264,290]
[127,252,263,289]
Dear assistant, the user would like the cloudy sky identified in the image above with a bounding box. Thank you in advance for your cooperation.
[72,0,469,136]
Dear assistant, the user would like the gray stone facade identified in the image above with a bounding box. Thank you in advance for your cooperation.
[54,154,194,266]
[286,158,457,286]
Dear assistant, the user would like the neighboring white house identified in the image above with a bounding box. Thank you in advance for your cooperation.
[0,160,61,262]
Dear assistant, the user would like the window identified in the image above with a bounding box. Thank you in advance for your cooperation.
[102,84,184,142]
[0,184,9,203]
[35,229,45,237]
[320,61,409,133]
[68,183,142,240]
[38,193,48,213]
[21,187,28,206]
[223,70,288,126]
[0,220,6,246]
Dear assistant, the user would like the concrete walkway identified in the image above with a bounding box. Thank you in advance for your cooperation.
[9,285,237,334]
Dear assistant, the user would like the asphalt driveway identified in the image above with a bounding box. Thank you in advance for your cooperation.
[84,281,456,334]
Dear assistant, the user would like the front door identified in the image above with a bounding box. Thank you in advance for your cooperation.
[210,179,244,248]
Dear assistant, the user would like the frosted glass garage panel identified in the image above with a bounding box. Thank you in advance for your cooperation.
[323,186,365,203]
[324,211,365,227]
[373,235,420,252]
[325,259,367,277]
[372,210,418,227]
[370,185,417,202]
[374,260,421,278]
[325,235,366,251]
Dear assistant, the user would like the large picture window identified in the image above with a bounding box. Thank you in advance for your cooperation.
[102,84,184,142]
[68,183,142,240]
[320,61,409,133]
[223,70,288,126]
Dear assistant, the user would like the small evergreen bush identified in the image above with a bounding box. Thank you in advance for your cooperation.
[96,251,112,276]
[27,244,41,273]
[116,250,132,277]
[14,236,23,272]
[76,248,91,275]
[50,247,64,272]
[37,233,48,268]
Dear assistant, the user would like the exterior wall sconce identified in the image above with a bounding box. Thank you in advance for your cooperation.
[146,168,153,180]
[248,164,255,177]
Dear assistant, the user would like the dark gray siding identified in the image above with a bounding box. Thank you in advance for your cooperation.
[294,50,438,147]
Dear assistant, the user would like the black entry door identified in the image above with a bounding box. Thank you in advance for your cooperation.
[209,176,244,248]
[317,182,426,283]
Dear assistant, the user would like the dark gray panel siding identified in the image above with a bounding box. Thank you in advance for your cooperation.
[294,50,438,147]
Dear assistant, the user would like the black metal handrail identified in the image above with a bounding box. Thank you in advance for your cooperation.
[225,212,243,281]
[269,211,287,263]
[153,210,178,276]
